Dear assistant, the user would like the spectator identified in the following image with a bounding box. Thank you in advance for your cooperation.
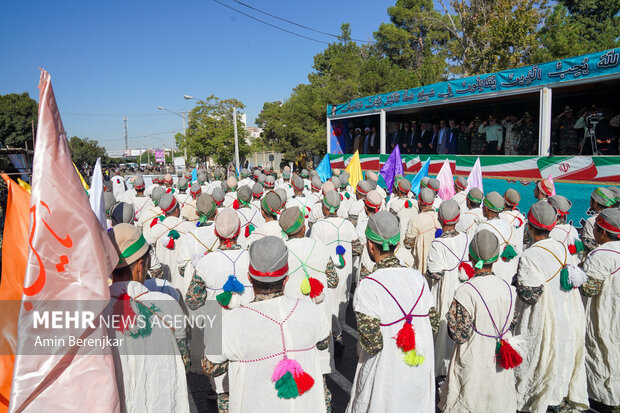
[554,106,579,155]
[478,115,503,154]
[352,128,364,153]
[418,123,432,154]
[408,122,421,154]
[595,110,619,155]
[501,114,520,155]
[437,119,450,154]
[457,120,470,154]
[469,116,485,154]
[428,124,440,154]
[365,126,379,154]
[516,112,537,155]
[362,127,372,154]
[400,121,413,153]
[389,123,400,149]
[447,119,460,154]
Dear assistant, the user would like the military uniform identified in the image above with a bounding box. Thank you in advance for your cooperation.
[516,122,538,155]
[469,124,485,155]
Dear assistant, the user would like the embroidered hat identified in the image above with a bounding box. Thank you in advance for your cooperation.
[292,175,304,192]
[537,179,554,197]
[159,193,178,214]
[467,187,484,205]
[252,182,264,197]
[366,211,400,251]
[438,200,460,224]
[469,229,500,268]
[591,187,615,207]
[311,176,322,191]
[190,182,202,197]
[322,181,335,193]
[177,177,189,191]
[134,176,145,191]
[483,191,505,213]
[237,185,252,204]
[279,207,305,235]
[164,174,173,184]
[331,176,341,189]
[109,223,150,269]
[261,191,282,216]
[158,175,165,184]
[427,178,440,193]
[418,188,435,206]
[264,175,276,189]
[110,202,135,226]
[212,187,225,205]
[420,177,430,188]
[226,176,238,191]
[455,177,468,191]
[607,186,620,202]
[595,208,620,238]
[397,178,412,194]
[366,171,378,182]
[275,188,288,206]
[357,180,372,195]
[215,208,240,240]
[183,171,192,180]
[548,195,572,215]
[104,192,116,214]
[504,188,520,207]
[364,190,382,212]
[197,193,217,218]
[323,190,341,213]
[528,200,557,230]
[248,236,289,282]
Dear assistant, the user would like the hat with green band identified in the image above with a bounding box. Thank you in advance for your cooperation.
[468,229,500,269]
[279,207,305,235]
[592,187,615,207]
[108,223,150,269]
[323,190,341,214]
[483,191,505,213]
[366,211,400,251]
[467,187,484,204]
[261,191,282,217]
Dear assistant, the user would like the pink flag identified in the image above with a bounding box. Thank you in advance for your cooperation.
[547,174,556,196]
[467,157,484,193]
[437,159,456,200]
[9,70,120,412]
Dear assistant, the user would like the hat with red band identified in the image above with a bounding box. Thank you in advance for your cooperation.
[548,195,572,216]
[527,200,557,230]
[364,190,382,212]
[357,180,371,195]
[397,179,412,194]
[311,176,322,191]
[249,236,289,282]
[427,178,440,193]
[438,200,460,224]
[190,182,202,197]
[595,209,620,238]
[455,177,468,191]
[215,209,241,247]
[134,175,145,191]
[159,193,178,214]
[504,188,520,208]
[292,175,304,192]
[252,182,263,197]
[537,179,554,197]
[418,188,435,206]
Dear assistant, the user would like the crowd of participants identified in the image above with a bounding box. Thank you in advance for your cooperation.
[344,105,620,156]
[102,164,620,413]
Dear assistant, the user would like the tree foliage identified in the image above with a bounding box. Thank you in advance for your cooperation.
[68,136,108,167]
[0,92,38,148]
[182,95,251,166]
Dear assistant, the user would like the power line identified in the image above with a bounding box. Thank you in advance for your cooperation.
[212,0,330,45]
[230,0,372,44]
[63,112,165,117]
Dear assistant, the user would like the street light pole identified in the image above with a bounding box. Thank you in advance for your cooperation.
[233,107,240,176]
[158,106,188,162]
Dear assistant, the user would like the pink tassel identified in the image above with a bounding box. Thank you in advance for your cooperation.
[271,358,303,382]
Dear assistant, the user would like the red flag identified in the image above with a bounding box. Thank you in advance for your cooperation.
[9,70,120,412]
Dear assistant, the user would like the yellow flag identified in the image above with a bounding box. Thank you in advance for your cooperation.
[73,162,90,190]
[17,178,31,193]
[345,150,363,189]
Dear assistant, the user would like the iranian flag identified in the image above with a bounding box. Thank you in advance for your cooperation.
[537,157,598,181]
[456,156,541,179]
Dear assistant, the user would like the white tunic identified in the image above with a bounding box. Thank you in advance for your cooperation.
[550,223,582,259]
[514,238,589,412]
[405,210,440,275]
[125,195,153,228]
[426,232,472,376]
[582,240,620,406]
[476,218,521,283]
[108,281,189,413]
[286,196,314,219]
[209,296,330,413]
[582,214,598,249]
[194,248,254,304]
[456,207,485,236]
[441,275,517,413]
[111,175,126,201]
[390,197,419,267]
[348,267,435,413]
[236,205,266,249]
[451,190,468,214]
[246,220,286,246]
[176,223,218,292]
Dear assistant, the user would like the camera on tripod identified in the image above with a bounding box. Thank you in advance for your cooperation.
[585,112,604,128]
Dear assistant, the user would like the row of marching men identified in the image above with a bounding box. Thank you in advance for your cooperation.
[102,165,620,413]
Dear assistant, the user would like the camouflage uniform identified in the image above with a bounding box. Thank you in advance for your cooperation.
[516,122,538,155]
[469,126,486,155]
[556,117,580,155]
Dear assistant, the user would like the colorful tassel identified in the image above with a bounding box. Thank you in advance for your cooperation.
[300,278,311,295]
[113,293,137,333]
[150,215,164,228]
[458,261,475,280]
[403,349,425,366]
[336,245,346,268]
[271,357,314,399]
[305,206,311,218]
[308,277,324,299]
[345,193,350,199]
[497,338,523,369]
[514,217,524,228]
[216,291,233,307]
[293,371,314,395]
[435,228,443,238]
[566,264,588,288]
[233,199,240,209]
[164,229,180,249]
[560,266,572,291]
[501,244,517,261]
[575,240,584,253]
[568,244,577,255]
[275,372,299,399]
[396,319,416,352]
[404,200,412,209]
[216,275,245,308]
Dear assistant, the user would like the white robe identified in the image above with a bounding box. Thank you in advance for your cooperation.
[390,197,419,267]
[107,281,189,413]
[236,205,265,249]
[286,196,314,219]
[451,190,468,214]
[426,232,472,376]
[475,218,522,283]
[440,275,517,413]
[246,220,286,246]
[348,267,435,413]
[405,210,440,275]
[125,195,153,228]
[582,240,620,406]
[144,182,160,198]
[550,223,582,259]
[176,223,218,293]
[111,175,126,201]
[209,296,330,413]
[514,238,589,412]
[456,207,486,236]
[582,214,598,249]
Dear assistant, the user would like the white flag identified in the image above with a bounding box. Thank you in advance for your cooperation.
[89,158,107,229]
[467,157,483,192]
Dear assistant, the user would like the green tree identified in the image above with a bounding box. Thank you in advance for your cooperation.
[68,136,108,167]
[182,95,250,166]
[0,92,38,148]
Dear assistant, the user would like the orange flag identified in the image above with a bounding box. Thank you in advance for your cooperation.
[0,175,30,412]
[9,70,120,412]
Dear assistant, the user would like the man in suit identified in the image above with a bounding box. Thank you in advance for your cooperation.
[368,126,380,154]
[400,121,412,153]
[427,124,440,154]
[408,122,421,154]
[447,119,460,154]
[389,123,401,150]
[418,123,432,154]
[437,119,450,154]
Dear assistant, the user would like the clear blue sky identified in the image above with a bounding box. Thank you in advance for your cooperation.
[0,0,390,152]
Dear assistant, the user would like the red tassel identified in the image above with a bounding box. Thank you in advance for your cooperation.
[515,217,523,228]
[166,188,172,193]
[459,262,475,279]
[165,237,175,249]
[395,321,416,352]
[293,371,314,395]
[305,206,311,218]
[233,199,240,209]
[150,217,159,228]
[568,244,577,254]
[340,193,344,201]
[308,277,324,299]
[498,339,523,369]
[113,293,136,332]
[245,225,250,238]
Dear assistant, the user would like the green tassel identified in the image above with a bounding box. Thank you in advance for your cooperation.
[337,254,345,268]
[216,291,233,307]
[475,260,484,269]
[300,277,311,295]
[158,215,165,222]
[501,244,517,261]
[129,302,160,339]
[403,350,425,366]
[168,229,180,240]
[248,223,255,234]
[575,240,584,253]
[495,340,501,358]
[275,372,299,399]
[560,266,572,291]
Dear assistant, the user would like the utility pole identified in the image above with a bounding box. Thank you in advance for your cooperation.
[182,111,187,161]
[123,115,128,154]
[233,107,240,176]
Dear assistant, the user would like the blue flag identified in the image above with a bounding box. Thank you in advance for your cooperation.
[380,145,404,194]
[191,167,198,183]
[409,158,430,195]
[317,154,332,182]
